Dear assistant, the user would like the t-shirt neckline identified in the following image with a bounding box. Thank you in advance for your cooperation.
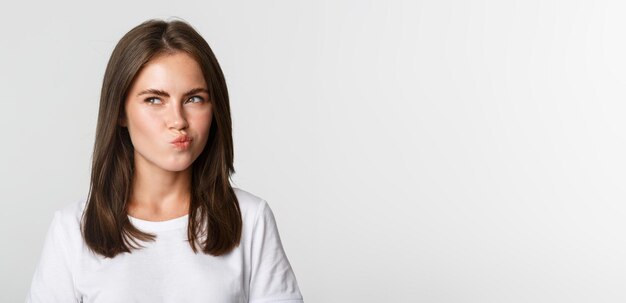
[128,213,189,232]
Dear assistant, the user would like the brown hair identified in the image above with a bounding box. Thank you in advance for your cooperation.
[81,18,241,258]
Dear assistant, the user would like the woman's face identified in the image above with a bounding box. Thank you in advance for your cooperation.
[121,51,213,173]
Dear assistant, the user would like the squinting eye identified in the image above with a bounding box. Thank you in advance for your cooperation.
[188,96,205,103]
[145,97,162,104]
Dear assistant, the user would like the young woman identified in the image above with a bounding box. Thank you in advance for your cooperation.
[26,18,303,302]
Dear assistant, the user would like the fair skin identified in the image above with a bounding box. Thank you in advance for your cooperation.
[120,51,213,221]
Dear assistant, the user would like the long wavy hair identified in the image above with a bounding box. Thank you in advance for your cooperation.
[81,18,241,258]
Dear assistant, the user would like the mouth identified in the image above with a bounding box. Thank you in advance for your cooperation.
[171,135,192,149]
[171,135,192,144]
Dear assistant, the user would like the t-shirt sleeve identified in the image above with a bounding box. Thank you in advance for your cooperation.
[25,211,80,302]
[249,200,304,303]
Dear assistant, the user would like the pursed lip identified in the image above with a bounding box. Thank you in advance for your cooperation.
[171,135,192,144]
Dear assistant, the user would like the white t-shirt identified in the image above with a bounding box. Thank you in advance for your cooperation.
[26,187,304,302]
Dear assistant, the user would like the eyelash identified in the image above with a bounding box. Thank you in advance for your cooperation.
[144,96,205,104]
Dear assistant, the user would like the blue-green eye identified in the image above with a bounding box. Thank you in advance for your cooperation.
[144,97,162,104]
[188,96,204,103]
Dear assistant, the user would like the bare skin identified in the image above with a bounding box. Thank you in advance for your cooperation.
[120,51,213,221]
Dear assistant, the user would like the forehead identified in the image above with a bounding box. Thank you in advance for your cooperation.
[128,52,207,93]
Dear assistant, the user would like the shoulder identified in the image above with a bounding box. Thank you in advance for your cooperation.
[233,187,265,207]
[232,187,271,226]
[37,196,88,266]
[55,190,264,226]
[233,187,267,213]
[55,196,88,228]
[48,196,87,248]
[51,190,270,234]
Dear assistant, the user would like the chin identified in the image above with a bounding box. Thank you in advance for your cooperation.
[164,163,193,172]
[158,158,193,172]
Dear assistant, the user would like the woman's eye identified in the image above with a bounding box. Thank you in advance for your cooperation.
[187,96,205,103]
[144,97,162,104]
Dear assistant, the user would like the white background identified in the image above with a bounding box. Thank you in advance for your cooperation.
[2,0,626,302]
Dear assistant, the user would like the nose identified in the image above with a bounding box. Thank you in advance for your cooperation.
[167,103,189,132]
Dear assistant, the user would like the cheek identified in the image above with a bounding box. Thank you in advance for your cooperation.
[128,112,162,143]
[191,111,213,137]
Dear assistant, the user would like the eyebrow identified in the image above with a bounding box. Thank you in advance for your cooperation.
[137,87,209,97]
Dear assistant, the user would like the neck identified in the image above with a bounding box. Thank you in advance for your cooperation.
[127,155,192,219]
